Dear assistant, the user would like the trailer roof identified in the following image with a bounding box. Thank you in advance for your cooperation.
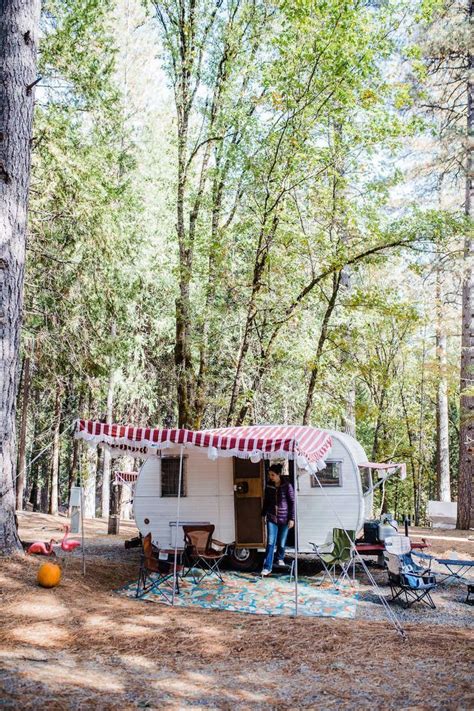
[75,421,333,473]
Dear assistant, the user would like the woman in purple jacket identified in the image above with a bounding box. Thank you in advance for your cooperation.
[261,463,295,576]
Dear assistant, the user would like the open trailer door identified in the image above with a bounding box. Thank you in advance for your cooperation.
[233,457,265,547]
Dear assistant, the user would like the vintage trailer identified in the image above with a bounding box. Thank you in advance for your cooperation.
[132,428,390,570]
[75,420,403,571]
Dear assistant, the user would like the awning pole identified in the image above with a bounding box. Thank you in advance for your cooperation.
[78,447,86,576]
[293,457,299,617]
[172,445,184,606]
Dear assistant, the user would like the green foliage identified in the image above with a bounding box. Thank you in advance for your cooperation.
[19,0,464,524]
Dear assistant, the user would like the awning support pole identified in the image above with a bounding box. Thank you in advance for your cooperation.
[78,446,86,576]
[311,471,406,640]
[172,445,184,606]
[293,456,299,617]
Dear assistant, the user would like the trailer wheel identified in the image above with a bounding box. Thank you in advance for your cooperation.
[228,546,261,572]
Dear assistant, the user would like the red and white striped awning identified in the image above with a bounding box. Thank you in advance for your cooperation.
[360,461,407,480]
[113,471,139,485]
[75,421,333,472]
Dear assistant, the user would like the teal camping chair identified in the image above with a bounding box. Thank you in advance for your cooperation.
[384,535,437,609]
[310,528,356,584]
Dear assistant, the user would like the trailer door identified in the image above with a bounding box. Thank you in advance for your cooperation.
[233,458,264,547]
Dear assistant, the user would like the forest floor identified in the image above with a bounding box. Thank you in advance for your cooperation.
[0,512,473,710]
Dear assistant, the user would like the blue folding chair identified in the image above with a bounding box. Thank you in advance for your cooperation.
[384,536,437,609]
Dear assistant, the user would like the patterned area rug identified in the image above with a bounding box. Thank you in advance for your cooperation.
[117,571,358,618]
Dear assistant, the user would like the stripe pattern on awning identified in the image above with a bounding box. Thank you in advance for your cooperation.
[113,471,138,483]
[75,421,333,472]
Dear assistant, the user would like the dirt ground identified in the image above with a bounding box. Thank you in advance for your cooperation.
[0,513,473,710]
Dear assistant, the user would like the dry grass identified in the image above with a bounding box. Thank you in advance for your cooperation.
[0,513,472,709]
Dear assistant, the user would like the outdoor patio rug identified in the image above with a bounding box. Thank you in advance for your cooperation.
[117,572,358,618]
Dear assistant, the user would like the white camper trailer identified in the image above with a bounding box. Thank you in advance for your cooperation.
[132,429,398,571]
[75,420,404,571]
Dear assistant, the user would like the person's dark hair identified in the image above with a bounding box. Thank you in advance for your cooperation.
[268,463,283,475]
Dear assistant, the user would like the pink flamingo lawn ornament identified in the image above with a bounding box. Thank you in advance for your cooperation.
[27,538,58,556]
[60,524,81,552]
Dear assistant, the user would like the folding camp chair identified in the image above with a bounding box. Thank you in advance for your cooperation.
[384,535,437,609]
[135,533,182,603]
[412,551,474,585]
[182,524,227,584]
[309,528,356,585]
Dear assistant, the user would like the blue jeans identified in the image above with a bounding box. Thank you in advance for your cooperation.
[263,521,289,571]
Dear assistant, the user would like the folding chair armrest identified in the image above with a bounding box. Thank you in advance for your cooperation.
[212,539,226,546]
[309,541,333,554]
[401,570,436,585]
[211,539,227,552]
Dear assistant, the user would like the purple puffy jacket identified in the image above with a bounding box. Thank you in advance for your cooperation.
[262,481,295,525]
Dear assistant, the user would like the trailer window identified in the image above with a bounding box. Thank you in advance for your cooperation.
[161,457,186,497]
[359,466,373,494]
[310,461,342,487]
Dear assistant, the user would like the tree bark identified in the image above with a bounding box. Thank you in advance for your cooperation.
[0,0,41,553]
[40,460,49,513]
[436,272,451,502]
[83,444,97,518]
[48,382,61,515]
[119,455,134,520]
[101,326,116,518]
[69,438,79,499]
[371,388,387,463]
[193,151,226,429]
[342,380,356,438]
[108,480,121,534]
[457,2,474,529]
[226,214,279,424]
[28,387,40,510]
[16,354,31,509]
[68,389,83,499]
[303,273,342,425]
[160,0,232,428]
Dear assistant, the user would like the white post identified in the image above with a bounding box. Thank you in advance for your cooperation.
[69,486,81,534]
[172,445,184,605]
[293,457,299,617]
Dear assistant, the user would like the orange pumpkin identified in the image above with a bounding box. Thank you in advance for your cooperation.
[37,562,61,588]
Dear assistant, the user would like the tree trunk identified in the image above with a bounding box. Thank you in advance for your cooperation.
[342,380,356,438]
[83,445,97,518]
[69,438,79,499]
[101,334,116,518]
[40,460,49,513]
[193,159,225,429]
[49,382,61,515]
[227,214,279,425]
[16,354,31,509]
[457,3,474,529]
[108,480,121,534]
[101,449,111,519]
[436,272,451,502]
[303,273,342,425]
[371,394,386,463]
[415,332,428,527]
[0,0,41,553]
[120,455,134,520]
[28,387,40,510]
[68,389,83,499]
